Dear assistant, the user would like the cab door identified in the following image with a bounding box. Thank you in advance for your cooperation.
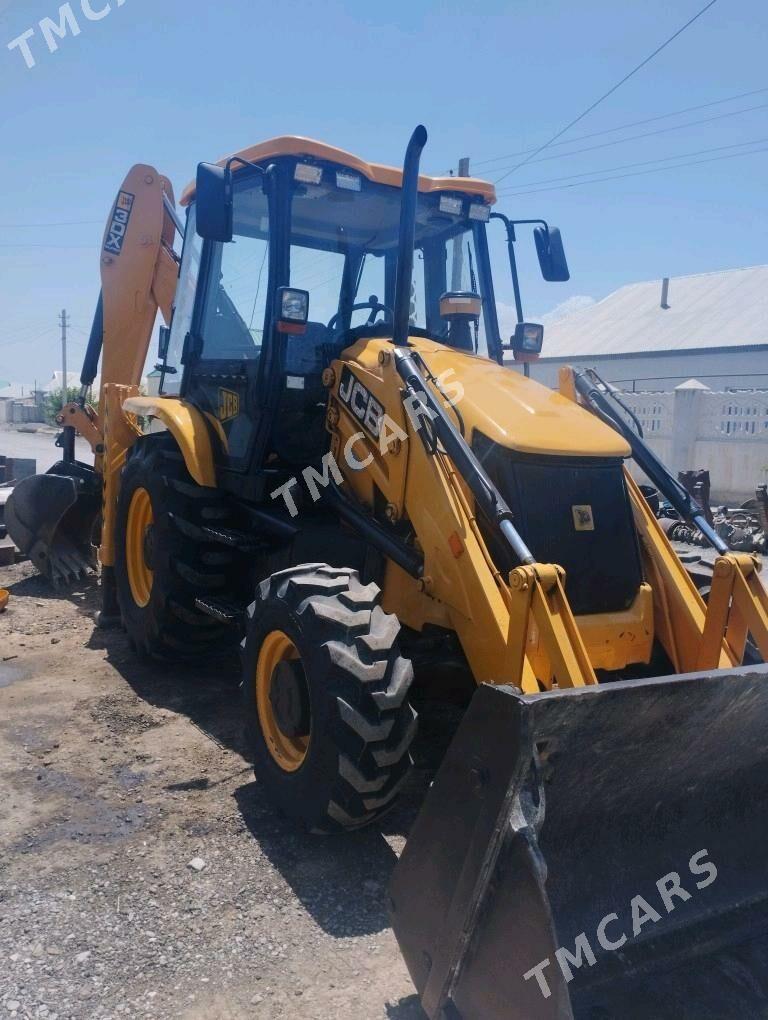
[158,205,201,396]
[179,181,273,477]
[183,236,268,470]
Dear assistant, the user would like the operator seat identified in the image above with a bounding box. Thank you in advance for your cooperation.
[273,322,334,464]
[284,321,331,396]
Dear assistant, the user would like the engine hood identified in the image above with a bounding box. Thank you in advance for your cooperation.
[409,338,630,459]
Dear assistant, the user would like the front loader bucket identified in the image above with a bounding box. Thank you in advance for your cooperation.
[390,667,768,1020]
[5,461,100,585]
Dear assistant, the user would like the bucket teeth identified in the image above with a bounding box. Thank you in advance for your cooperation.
[49,548,93,587]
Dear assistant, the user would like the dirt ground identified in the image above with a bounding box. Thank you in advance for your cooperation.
[0,559,434,1020]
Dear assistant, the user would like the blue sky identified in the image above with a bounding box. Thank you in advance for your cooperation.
[0,0,766,383]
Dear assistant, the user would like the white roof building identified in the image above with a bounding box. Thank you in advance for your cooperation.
[526,265,768,392]
[40,373,150,395]
[0,382,35,400]
[42,371,87,394]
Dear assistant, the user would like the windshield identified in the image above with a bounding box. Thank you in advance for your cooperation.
[288,167,498,355]
[220,162,499,359]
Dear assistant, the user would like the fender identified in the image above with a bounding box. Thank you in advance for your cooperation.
[122,396,217,487]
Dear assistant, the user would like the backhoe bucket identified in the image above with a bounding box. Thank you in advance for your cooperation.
[5,461,100,585]
[390,667,768,1019]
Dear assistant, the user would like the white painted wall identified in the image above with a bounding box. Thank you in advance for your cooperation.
[512,347,768,392]
[619,386,768,504]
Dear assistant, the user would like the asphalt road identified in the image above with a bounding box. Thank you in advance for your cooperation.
[0,427,91,475]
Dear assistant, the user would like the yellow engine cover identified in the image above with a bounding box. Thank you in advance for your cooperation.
[324,336,651,686]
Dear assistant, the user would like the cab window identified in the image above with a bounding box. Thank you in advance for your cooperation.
[437,225,490,357]
[199,177,269,361]
[163,205,202,394]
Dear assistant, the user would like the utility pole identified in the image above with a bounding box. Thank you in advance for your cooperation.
[59,308,69,411]
[451,157,470,291]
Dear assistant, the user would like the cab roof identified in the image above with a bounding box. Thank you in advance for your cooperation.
[180,135,497,207]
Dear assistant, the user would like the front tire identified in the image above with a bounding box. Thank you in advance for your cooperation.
[241,563,417,833]
[114,435,234,659]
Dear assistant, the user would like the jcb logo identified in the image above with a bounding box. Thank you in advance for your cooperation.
[218,388,240,422]
[103,191,135,256]
[572,505,595,531]
[337,366,384,439]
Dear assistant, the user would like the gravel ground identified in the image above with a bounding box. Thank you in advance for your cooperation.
[0,560,437,1020]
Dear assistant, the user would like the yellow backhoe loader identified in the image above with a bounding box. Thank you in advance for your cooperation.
[8,127,768,1018]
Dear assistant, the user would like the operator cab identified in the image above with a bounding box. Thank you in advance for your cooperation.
[158,136,569,491]
[158,138,504,484]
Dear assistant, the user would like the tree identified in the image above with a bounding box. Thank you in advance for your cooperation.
[43,386,81,424]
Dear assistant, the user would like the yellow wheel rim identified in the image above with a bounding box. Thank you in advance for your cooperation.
[255,630,310,772]
[125,487,154,608]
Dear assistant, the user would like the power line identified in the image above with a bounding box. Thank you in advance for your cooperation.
[496,136,768,194]
[497,101,766,175]
[0,318,58,339]
[472,86,768,168]
[0,326,59,348]
[0,219,101,228]
[496,144,768,197]
[489,102,768,178]
[0,243,94,249]
[0,324,57,344]
[494,0,720,185]
[249,245,269,330]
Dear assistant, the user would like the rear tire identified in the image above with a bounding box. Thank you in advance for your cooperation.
[241,563,417,833]
[114,435,235,659]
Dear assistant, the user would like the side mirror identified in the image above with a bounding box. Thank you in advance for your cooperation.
[157,325,171,361]
[195,162,233,242]
[534,225,570,282]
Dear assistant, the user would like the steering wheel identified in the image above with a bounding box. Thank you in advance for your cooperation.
[327,295,394,336]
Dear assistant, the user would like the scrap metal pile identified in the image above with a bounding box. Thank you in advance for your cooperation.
[655,473,767,555]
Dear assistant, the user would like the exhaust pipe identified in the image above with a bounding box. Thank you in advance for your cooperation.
[393,125,428,347]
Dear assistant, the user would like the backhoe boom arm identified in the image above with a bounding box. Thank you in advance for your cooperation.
[59,164,181,460]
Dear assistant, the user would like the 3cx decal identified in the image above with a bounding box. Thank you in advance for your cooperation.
[103,191,135,256]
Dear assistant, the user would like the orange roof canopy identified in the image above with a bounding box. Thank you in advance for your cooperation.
[180,135,496,207]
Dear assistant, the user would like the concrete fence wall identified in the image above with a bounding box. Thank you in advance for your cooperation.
[522,348,768,392]
[13,403,45,425]
[0,400,45,425]
[620,385,768,503]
